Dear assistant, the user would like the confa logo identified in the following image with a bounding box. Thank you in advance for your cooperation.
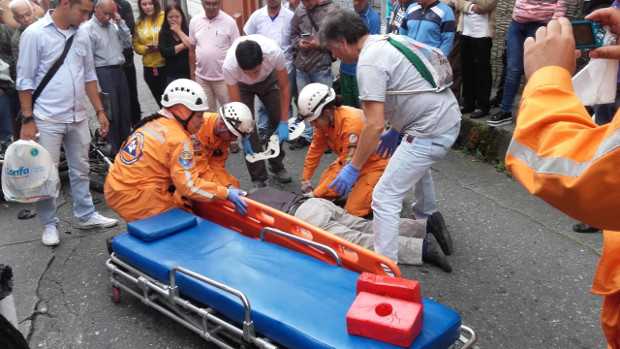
[6,167,31,177]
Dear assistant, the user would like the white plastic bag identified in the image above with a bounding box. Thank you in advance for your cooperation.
[1,140,59,203]
[573,28,618,106]
[572,58,619,106]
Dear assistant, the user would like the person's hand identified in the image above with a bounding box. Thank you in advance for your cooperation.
[97,111,110,138]
[170,22,181,33]
[471,4,481,14]
[241,136,254,155]
[227,188,248,215]
[300,37,319,49]
[328,164,360,197]
[276,121,289,142]
[376,128,400,158]
[524,18,577,80]
[587,8,620,59]
[19,118,37,140]
[147,44,159,53]
[300,180,313,194]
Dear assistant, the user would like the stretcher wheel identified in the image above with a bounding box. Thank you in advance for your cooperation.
[111,286,121,304]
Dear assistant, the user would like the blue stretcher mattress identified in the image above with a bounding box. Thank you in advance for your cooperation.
[111,209,461,349]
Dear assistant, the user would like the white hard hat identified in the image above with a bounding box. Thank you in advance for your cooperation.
[161,79,209,114]
[1,140,59,203]
[297,83,336,122]
[219,102,255,137]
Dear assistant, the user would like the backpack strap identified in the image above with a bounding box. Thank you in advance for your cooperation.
[386,36,437,89]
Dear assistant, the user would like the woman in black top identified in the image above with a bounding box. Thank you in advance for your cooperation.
[158,3,191,83]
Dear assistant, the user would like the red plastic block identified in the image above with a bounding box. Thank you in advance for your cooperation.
[347,291,424,348]
[357,272,421,303]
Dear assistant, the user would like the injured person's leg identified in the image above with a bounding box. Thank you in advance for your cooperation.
[294,198,451,272]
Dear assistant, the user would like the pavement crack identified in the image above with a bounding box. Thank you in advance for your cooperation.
[26,254,56,344]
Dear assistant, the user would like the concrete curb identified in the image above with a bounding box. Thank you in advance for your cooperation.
[454,115,514,164]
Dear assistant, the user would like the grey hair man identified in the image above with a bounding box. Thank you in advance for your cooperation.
[82,0,132,154]
[321,10,461,264]
[9,0,37,60]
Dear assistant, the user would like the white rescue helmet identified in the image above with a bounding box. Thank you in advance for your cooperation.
[161,79,209,114]
[297,83,336,122]
[219,102,255,137]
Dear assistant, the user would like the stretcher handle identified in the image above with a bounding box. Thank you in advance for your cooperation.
[458,325,477,348]
[170,266,256,340]
[260,227,342,266]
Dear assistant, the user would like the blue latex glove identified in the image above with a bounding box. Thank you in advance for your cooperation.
[328,164,360,197]
[241,137,254,155]
[376,128,400,158]
[227,188,248,215]
[276,121,289,142]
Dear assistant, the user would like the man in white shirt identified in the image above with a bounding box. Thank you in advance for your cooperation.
[243,0,294,141]
[222,34,291,188]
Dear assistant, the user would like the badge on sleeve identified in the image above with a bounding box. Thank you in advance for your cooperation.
[119,132,144,165]
[178,150,194,169]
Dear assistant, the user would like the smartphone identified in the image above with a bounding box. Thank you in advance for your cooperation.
[301,33,312,38]
[572,19,605,50]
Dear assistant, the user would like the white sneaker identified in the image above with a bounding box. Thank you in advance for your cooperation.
[77,212,118,230]
[42,224,60,246]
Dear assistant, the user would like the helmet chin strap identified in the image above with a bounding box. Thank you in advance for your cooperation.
[163,107,194,130]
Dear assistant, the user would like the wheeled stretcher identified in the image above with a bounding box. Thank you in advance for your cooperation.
[106,199,477,349]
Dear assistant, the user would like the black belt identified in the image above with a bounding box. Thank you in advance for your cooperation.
[97,64,123,70]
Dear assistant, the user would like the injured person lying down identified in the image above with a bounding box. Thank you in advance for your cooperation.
[248,187,454,272]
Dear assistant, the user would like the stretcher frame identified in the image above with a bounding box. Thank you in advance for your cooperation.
[106,225,478,349]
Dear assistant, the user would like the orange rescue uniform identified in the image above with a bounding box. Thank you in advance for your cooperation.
[506,66,620,349]
[193,112,240,188]
[104,115,229,221]
[302,106,388,217]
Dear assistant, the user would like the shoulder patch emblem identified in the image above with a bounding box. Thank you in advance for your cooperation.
[119,132,145,165]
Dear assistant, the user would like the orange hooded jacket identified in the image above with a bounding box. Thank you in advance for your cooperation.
[194,112,240,188]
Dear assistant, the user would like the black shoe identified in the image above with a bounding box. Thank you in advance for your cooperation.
[572,222,601,233]
[272,169,292,183]
[422,234,452,273]
[487,111,513,127]
[460,106,475,114]
[289,138,310,150]
[427,212,453,255]
[470,109,489,119]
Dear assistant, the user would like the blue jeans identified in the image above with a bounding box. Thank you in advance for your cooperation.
[500,20,545,114]
[296,68,333,141]
[0,93,13,142]
[593,84,620,125]
[371,122,460,262]
[35,119,96,226]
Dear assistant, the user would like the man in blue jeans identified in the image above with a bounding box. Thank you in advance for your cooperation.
[289,0,337,149]
[487,0,565,126]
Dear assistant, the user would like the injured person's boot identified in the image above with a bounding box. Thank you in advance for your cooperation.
[426,212,453,255]
[422,234,452,273]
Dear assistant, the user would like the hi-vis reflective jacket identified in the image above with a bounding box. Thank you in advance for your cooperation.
[302,106,388,217]
[506,66,620,348]
[104,115,229,221]
[194,112,240,188]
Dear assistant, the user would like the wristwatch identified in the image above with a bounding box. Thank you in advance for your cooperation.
[19,112,34,125]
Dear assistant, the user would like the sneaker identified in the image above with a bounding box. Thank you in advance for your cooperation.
[272,168,292,184]
[422,235,452,273]
[427,212,453,255]
[77,212,118,230]
[252,180,267,189]
[42,224,60,246]
[470,109,489,119]
[229,142,240,154]
[487,111,513,127]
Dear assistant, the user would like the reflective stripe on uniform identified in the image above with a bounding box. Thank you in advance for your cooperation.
[507,128,620,177]
[181,141,215,200]
[142,125,166,144]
